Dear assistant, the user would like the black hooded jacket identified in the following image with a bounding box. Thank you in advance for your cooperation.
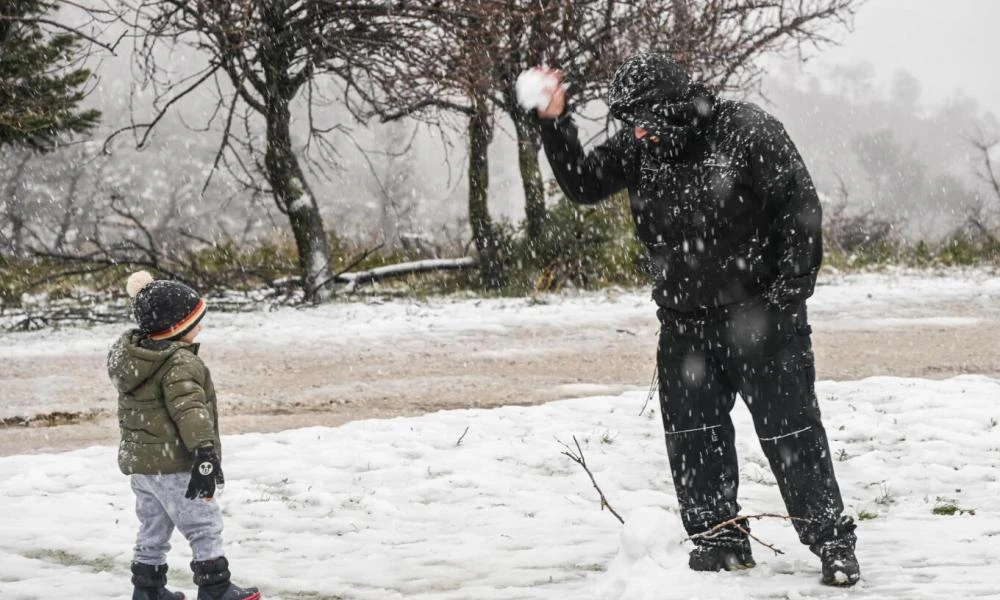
[539,99,823,312]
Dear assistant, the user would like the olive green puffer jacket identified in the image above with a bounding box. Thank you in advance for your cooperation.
[107,330,221,475]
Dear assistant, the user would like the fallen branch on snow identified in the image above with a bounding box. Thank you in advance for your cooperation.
[690,513,808,555]
[557,432,803,553]
[338,257,477,292]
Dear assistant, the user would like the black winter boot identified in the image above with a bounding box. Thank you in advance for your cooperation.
[131,562,185,600]
[190,557,261,600]
[810,516,861,586]
[688,526,756,572]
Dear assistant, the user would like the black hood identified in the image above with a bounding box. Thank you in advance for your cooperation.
[608,53,690,114]
[607,53,715,155]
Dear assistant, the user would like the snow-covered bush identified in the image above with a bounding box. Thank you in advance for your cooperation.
[506,191,646,293]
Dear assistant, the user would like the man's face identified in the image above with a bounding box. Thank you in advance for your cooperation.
[634,126,660,143]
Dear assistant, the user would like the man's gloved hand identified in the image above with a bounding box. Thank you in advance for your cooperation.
[185,446,224,500]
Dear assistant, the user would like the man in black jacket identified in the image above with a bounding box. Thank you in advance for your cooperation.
[534,54,860,586]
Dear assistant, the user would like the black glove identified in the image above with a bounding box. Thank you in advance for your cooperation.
[185,446,224,500]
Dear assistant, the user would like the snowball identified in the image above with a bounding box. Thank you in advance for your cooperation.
[515,68,561,111]
[126,270,154,298]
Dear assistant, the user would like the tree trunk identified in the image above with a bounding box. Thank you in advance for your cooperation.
[671,0,694,67]
[53,164,84,252]
[264,98,334,302]
[2,153,30,258]
[513,111,546,242]
[9,209,24,258]
[468,97,506,288]
[519,5,547,243]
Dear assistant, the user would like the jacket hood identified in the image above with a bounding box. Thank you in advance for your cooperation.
[108,329,197,394]
[607,53,716,144]
[608,53,691,116]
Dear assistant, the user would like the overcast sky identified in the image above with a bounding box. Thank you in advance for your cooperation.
[810,0,999,112]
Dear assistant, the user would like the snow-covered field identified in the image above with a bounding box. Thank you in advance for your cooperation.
[2,377,998,599]
[1,270,999,599]
[2,269,1000,422]
[4,268,1000,360]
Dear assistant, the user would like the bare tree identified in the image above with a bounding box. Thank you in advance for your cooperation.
[971,125,1000,205]
[343,1,640,285]
[493,2,640,243]
[967,124,1000,245]
[637,0,862,92]
[112,1,432,301]
[0,152,33,257]
[0,143,119,259]
[340,2,502,286]
[346,0,860,284]
[509,0,862,241]
[355,120,421,249]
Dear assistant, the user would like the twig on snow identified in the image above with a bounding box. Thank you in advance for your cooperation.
[639,366,658,416]
[557,435,625,525]
[689,513,808,556]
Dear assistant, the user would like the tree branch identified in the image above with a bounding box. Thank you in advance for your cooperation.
[689,513,808,555]
[557,435,625,525]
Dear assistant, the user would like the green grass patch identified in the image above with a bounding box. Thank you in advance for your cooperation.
[21,548,119,572]
[932,497,976,516]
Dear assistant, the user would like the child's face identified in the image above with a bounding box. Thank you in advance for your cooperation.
[179,323,204,343]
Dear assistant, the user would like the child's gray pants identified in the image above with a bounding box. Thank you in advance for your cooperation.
[131,473,225,565]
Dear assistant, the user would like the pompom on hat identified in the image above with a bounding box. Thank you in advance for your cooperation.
[126,270,206,341]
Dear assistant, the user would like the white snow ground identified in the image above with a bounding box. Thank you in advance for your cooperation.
[1,269,999,599]
[4,269,1000,359]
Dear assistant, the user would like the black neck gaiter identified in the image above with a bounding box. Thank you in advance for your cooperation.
[632,89,715,158]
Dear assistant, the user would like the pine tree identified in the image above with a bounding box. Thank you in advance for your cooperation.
[0,0,101,151]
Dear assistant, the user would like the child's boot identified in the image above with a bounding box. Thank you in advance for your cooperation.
[190,557,261,600]
[131,562,185,600]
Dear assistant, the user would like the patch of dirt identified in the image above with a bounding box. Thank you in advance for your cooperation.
[2,311,998,456]
[0,410,105,428]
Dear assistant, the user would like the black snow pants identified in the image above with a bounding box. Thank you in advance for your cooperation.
[656,295,846,547]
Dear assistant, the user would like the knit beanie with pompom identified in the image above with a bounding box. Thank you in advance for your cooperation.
[126,271,206,341]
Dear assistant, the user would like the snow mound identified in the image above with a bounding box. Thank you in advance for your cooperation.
[599,507,754,600]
